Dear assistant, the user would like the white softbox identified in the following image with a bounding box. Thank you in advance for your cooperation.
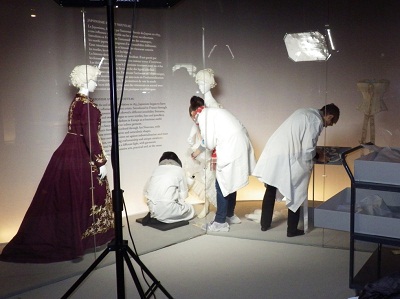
[284,31,330,62]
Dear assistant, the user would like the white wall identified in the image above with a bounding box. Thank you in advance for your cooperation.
[1,0,400,242]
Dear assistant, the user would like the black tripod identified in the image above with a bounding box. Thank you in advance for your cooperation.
[60,1,173,298]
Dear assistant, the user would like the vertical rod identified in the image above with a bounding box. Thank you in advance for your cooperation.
[106,0,125,297]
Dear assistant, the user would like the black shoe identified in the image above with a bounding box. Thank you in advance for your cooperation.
[261,226,270,232]
[287,229,304,237]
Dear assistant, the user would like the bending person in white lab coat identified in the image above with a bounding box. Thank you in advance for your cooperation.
[190,96,256,232]
[252,104,340,237]
[144,151,195,224]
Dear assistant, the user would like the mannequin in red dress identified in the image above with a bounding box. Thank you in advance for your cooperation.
[0,65,114,263]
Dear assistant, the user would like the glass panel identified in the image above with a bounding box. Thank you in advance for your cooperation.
[1,0,400,297]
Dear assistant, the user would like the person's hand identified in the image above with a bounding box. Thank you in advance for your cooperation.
[319,156,330,163]
[191,149,202,159]
[317,151,330,163]
[98,165,107,180]
[317,148,330,164]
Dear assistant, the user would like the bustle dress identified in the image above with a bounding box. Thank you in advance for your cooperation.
[0,94,115,263]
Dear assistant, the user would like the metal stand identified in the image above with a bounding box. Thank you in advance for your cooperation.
[62,1,173,298]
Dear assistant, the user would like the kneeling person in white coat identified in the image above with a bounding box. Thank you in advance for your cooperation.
[144,151,195,224]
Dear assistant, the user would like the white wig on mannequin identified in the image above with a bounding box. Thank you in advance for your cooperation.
[195,68,217,88]
[70,65,101,88]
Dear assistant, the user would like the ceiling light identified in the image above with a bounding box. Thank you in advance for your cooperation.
[284,31,330,62]
[325,28,336,51]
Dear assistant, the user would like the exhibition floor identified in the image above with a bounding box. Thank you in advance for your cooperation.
[0,201,372,299]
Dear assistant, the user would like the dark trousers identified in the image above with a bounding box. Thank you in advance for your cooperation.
[215,180,237,223]
[261,184,300,233]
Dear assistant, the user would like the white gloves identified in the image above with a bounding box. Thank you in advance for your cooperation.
[98,165,107,180]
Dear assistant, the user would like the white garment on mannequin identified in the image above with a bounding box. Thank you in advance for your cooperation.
[357,79,389,143]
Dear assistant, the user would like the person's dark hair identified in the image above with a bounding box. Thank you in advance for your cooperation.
[189,96,205,116]
[159,151,182,167]
[320,103,340,124]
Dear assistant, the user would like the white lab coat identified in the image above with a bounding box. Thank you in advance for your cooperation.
[252,108,323,212]
[144,159,195,223]
[197,108,256,197]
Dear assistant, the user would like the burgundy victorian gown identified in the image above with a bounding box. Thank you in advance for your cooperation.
[0,94,115,263]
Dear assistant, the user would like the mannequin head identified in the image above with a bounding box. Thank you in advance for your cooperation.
[70,65,101,94]
[195,69,216,94]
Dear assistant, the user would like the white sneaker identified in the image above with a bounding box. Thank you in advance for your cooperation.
[202,221,230,232]
[254,209,262,215]
[226,215,242,224]
[245,213,261,223]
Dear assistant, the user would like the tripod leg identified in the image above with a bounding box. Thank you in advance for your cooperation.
[122,251,147,298]
[126,246,174,299]
[61,246,112,298]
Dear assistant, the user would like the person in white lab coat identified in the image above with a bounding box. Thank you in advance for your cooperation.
[144,151,195,224]
[252,104,340,237]
[190,96,256,232]
[186,69,221,219]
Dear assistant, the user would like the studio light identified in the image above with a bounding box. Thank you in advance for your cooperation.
[284,31,330,62]
[325,28,335,51]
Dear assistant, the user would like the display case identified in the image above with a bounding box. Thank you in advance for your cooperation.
[314,187,400,239]
[314,145,400,292]
[342,145,400,290]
